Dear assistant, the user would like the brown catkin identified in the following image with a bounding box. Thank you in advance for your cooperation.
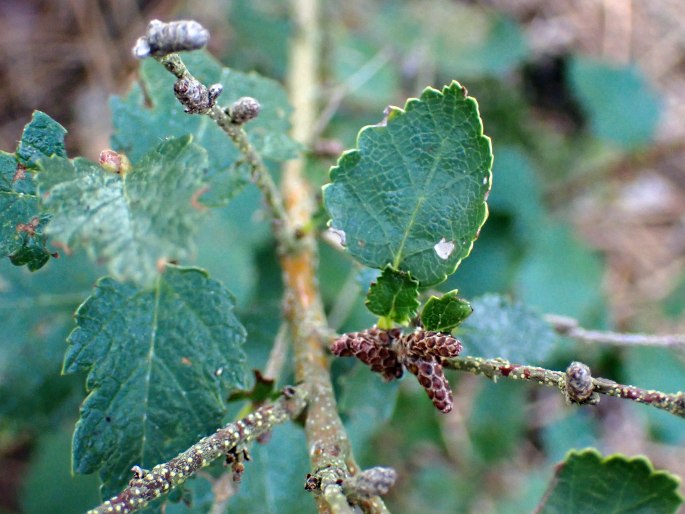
[331,328,403,381]
[404,355,453,413]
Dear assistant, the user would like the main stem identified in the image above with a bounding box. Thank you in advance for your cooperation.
[280,1,388,513]
[281,0,351,508]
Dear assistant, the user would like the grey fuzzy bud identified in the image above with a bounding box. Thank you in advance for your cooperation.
[230,97,261,124]
[133,19,209,59]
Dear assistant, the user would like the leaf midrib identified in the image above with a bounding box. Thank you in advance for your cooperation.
[392,137,448,269]
[140,277,162,464]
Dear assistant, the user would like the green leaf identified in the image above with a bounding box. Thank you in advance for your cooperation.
[536,448,683,514]
[333,36,400,109]
[110,51,299,206]
[468,380,527,462]
[0,256,95,425]
[194,185,271,309]
[365,266,419,325]
[226,0,292,80]
[228,423,315,514]
[16,111,67,167]
[542,411,599,463]
[569,57,661,149]
[64,266,247,495]
[420,290,472,332]
[38,136,209,287]
[323,81,492,286]
[486,146,544,241]
[459,294,557,364]
[516,222,605,323]
[1,111,66,270]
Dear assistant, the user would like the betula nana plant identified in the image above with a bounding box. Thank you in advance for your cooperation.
[1,15,684,514]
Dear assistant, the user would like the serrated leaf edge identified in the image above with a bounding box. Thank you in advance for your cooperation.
[421,289,472,332]
[561,447,683,490]
[365,265,420,325]
[324,80,493,286]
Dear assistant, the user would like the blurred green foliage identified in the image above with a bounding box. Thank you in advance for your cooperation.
[1,0,680,513]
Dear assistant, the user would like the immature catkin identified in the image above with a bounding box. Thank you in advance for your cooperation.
[331,327,404,381]
[133,20,209,59]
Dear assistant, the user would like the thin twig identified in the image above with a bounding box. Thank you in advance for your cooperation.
[85,386,307,514]
[311,46,393,140]
[446,356,685,419]
[263,321,290,382]
[327,267,363,331]
[155,53,297,251]
[545,139,685,207]
[545,313,685,347]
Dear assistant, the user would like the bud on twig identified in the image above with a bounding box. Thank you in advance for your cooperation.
[229,97,261,124]
[173,77,223,114]
[133,20,209,59]
[225,446,250,482]
[565,361,597,404]
[99,149,132,176]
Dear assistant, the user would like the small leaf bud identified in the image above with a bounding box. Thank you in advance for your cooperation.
[99,149,132,176]
[565,361,595,403]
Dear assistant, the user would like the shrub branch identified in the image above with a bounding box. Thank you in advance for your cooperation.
[446,356,685,418]
[545,313,685,347]
[155,52,296,250]
[133,19,395,513]
[85,386,307,514]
